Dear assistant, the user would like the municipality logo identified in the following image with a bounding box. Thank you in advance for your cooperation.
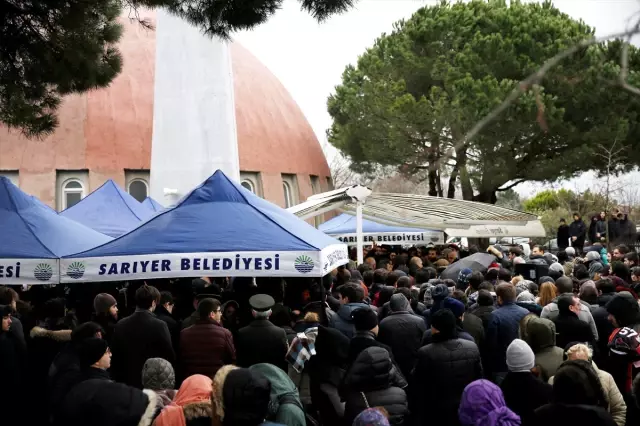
[67,262,86,279]
[294,255,314,274]
[34,263,53,281]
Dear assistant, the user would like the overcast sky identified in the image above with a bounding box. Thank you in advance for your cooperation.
[234,0,640,197]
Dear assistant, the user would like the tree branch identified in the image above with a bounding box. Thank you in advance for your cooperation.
[497,179,526,192]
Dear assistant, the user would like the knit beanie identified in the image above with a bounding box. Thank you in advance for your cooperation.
[431,309,457,337]
[549,263,564,275]
[93,293,117,315]
[515,281,530,296]
[443,297,465,318]
[76,337,109,367]
[565,247,575,257]
[352,308,378,331]
[606,292,640,327]
[353,408,391,426]
[459,380,521,426]
[432,283,449,301]
[458,268,473,289]
[586,251,601,262]
[538,276,554,285]
[506,339,535,372]
[142,358,175,390]
[516,291,535,303]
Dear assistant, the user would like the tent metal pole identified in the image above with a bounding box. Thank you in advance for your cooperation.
[356,201,364,265]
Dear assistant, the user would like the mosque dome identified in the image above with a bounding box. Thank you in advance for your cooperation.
[0,11,331,211]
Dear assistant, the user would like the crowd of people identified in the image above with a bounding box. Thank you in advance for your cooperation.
[1,240,640,426]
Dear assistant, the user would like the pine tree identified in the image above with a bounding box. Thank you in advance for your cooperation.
[1,0,355,137]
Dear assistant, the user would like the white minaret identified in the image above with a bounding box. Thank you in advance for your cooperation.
[150,9,240,206]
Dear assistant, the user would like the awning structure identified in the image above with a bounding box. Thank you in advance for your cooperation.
[288,187,544,238]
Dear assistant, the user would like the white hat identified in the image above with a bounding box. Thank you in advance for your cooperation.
[506,339,535,373]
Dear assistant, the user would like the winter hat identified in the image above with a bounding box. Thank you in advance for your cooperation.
[565,247,576,257]
[589,262,604,279]
[431,308,457,337]
[443,297,465,318]
[515,281,530,296]
[459,379,521,426]
[353,408,391,426]
[458,268,474,289]
[606,292,640,327]
[432,283,449,301]
[422,283,434,307]
[93,293,117,314]
[222,369,271,426]
[585,251,601,262]
[352,308,378,331]
[549,263,564,275]
[142,358,175,390]
[538,276,554,285]
[516,291,535,303]
[506,339,535,373]
[76,337,109,367]
[389,293,410,313]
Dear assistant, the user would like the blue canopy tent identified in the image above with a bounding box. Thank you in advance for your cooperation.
[0,177,112,284]
[319,213,444,246]
[61,170,348,282]
[142,197,164,212]
[60,180,154,237]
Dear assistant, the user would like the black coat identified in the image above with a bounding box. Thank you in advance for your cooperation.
[410,334,483,426]
[155,305,180,352]
[534,403,616,426]
[591,305,615,369]
[469,305,495,329]
[0,329,26,425]
[553,312,594,350]
[462,312,484,348]
[92,313,117,344]
[378,311,426,378]
[236,319,288,371]
[110,309,175,388]
[557,224,570,249]
[49,345,84,425]
[342,347,408,426]
[569,219,587,246]
[58,368,157,426]
[347,331,395,367]
[500,372,552,426]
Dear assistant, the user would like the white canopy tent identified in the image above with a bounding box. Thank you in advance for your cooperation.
[288,186,545,264]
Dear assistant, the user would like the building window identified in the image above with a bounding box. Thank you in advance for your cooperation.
[56,170,88,211]
[327,176,335,190]
[310,175,321,194]
[281,174,298,208]
[0,170,19,187]
[125,170,150,203]
[128,179,148,202]
[239,172,263,197]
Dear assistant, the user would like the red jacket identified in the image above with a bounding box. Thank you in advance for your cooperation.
[180,319,235,380]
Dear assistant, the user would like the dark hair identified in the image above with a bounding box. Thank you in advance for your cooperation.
[625,252,639,263]
[378,259,391,271]
[478,281,495,292]
[580,285,598,305]
[44,298,66,319]
[159,291,174,306]
[373,269,388,284]
[496,283,516,303]
[338,283,364,303]
[612,262,630,282]
[596,278,616,294]
[386,272,400,287]
[71,321,105,343]
[615,245,630,255]
[451,289,468,308]
[632,267,640,279]
[509,247,523,257]
[197,298,221,319]
[532,244,544,253]
[466,272,484,291]
[552,360,608,409]
[573,263,589,280]
[135,285,160,310]
[357,263,372,275]
[556,250,568,264]
[415,269,430,285]
[394,287,412,302]
[572,212,580,218]
[557,293,576,313]
[477,289,494,307]
[485,269,499,282]
[555,276,574,294]
[498,268,512,282]
[0,287,18,306]
[396,276,412,289]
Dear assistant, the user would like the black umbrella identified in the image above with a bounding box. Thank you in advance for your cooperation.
[439,253,497,283]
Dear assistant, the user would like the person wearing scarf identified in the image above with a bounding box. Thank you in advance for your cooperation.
[154,374,213,426]
[459,379,521,426]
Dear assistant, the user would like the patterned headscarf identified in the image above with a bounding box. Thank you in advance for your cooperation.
[353,408,390,426]
[459,380,521,426]
[458,268,474,289]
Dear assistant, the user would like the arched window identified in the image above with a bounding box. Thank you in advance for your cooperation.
[63,179,84,209]
[128,179,148,202]
[283,181,293,208]
[241,180,255,193]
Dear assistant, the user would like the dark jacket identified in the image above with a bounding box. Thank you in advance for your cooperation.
[155,305,180,352]
[378,301,427,378]
[342,347,409,426]
[329,302,370,339]
[557,224,570,249]
[58,367,157,426]
[110,309,175,388]
[500,372,552,425]
[469,304,496,329]
[236,318,288,371]
[592,304,616,369]
[49,345,84,425]
[534,403,617,426]
[0,328,26,425]
[462,312,485,348]
[553,311,595,350]
[410,333,483,426]
[92,313,117,344]
[569,219,587,246]
[347,330,395,367]
[422,326,474,346]
[486,302,529,374]
[180,319,235,381]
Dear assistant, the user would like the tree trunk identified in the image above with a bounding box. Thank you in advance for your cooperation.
[447,166,459,199]
[436,171,444,197]
[455,145,474,201]
[473,190,498,204]
[428,169,438,196]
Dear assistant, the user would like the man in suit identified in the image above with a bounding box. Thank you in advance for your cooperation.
[110,285,175,388]
[235,294,288,371]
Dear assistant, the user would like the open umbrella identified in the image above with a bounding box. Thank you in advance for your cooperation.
[439,253,497,283]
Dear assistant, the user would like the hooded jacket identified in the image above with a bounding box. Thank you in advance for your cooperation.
[329,302,370,339]
[342,347,409,426]
[250,363,306,426]
[525,317,564,382]
[377,294,427,378]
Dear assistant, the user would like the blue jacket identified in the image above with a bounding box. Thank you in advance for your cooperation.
[486,302,529,374]
[329,303,370,339]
